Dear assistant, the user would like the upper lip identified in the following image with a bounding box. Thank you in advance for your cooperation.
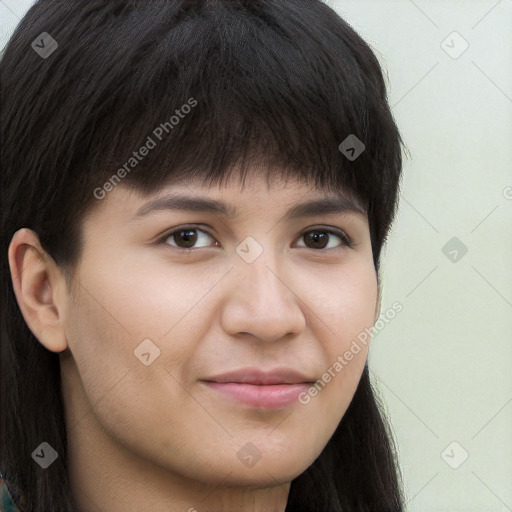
[202,367,315,385]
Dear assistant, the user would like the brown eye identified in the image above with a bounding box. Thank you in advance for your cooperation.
[304,231,329,249]
[160,225,352,252]
[297,229,352,250]
[164,227,216,249]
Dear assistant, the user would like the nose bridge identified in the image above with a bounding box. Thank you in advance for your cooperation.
[221,241,306,342]
[240,253,286,306]
[234,229,286,297]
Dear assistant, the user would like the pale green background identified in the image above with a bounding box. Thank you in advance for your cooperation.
[2,1,511,510]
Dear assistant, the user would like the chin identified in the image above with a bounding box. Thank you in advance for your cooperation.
[204,450,315,488]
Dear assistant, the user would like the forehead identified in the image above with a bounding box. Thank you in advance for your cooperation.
[133,171,366,219]
[88,169,367,226]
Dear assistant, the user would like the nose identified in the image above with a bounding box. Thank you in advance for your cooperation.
[220,255,306,343]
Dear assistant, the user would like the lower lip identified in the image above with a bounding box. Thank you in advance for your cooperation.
[203,382,310,408]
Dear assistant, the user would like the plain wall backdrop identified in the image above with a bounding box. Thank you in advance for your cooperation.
[1,1,511,510]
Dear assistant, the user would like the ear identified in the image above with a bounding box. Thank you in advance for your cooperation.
[8,228,69,353]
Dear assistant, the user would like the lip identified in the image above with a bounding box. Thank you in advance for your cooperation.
[201,367,315,408]
[203,382,310,408]
[202,367,314,385]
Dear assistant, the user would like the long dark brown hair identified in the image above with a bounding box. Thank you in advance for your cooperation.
[1,0,407,510]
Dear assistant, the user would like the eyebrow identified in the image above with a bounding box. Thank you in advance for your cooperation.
[134,193,366,221]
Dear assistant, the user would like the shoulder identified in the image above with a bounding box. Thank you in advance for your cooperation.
[0,473,22,512]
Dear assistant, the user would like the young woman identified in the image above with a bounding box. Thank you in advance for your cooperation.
[0,0,406,510]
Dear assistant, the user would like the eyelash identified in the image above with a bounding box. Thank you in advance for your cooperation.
[157,224,354,252]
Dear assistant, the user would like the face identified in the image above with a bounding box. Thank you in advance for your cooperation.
[60,170,378,488]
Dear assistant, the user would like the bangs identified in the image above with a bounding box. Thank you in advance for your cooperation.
[71,0,387,204]
[1,0,404,266]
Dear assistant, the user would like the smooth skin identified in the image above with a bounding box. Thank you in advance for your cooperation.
[9,170,380,512]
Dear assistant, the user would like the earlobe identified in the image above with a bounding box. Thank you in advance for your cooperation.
[8,228,69,353]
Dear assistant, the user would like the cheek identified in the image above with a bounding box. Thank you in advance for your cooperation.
[297,257,377,409]
[72,250,377,411]
[76,248,225,341]
[63,281,193,459]
[301,256,378,348]
[63,253,218,434]
[62,244,378,483]
[63,285,134,408]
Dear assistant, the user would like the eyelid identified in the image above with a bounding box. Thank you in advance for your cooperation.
[156,224,354,250]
